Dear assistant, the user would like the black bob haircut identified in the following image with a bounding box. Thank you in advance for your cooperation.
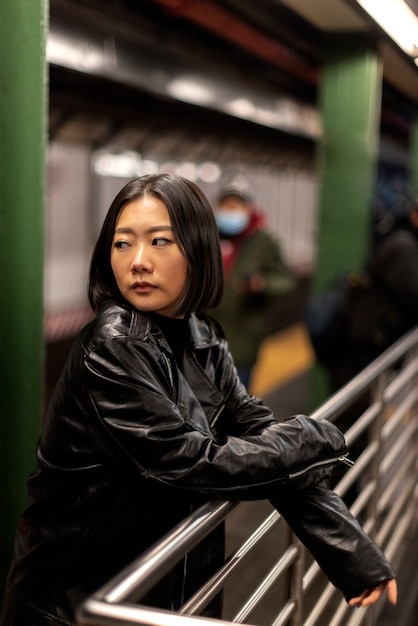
[88,173,224,316]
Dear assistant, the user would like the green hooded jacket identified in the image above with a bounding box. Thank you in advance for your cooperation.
[212,224,295,368]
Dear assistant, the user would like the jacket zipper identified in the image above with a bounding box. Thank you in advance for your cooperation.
[288,454,354,480]
[160,351,174,389]
[209,404,225,428]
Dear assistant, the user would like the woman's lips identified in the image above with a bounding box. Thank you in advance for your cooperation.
[132,281,155,293]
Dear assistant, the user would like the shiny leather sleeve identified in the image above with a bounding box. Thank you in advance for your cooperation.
[270,485,396,601]
[84,335,347,500]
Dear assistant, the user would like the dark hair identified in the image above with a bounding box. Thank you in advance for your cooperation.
[88,173,224,316]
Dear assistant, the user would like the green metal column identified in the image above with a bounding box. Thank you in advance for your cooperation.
[0,0,48,599]
[310,36,382,408]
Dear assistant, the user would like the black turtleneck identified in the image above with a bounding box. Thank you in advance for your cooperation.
[150,313,190,370]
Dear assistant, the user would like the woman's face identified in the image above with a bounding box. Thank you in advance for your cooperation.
[110,195,188,318]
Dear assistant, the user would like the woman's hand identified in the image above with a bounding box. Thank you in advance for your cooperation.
[348,578,397,608]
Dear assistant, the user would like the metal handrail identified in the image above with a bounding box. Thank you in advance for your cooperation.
[77,327,418,626]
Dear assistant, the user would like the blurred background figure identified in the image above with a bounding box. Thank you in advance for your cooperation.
[211,174,296,389]
[326,193,418,396]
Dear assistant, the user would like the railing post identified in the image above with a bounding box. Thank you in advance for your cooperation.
[365,370,388,626]
[366,371,388,540]
[288,535,305,626]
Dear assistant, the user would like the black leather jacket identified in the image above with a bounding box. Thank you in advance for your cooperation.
[1,302,394,625]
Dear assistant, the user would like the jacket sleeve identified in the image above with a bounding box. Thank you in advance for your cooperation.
[238,230,296,298]
[270,484,396,601]
[209,336,295,438]
[84,336,347,500]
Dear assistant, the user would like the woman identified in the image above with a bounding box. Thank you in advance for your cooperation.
[1,174,396,625]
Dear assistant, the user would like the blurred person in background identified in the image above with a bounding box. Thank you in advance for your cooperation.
[212,175,296,389]
[326,194,418,397]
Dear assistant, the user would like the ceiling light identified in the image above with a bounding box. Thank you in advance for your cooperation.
[357,0,418,57]
[167,78,213,105]
[93,151,141,178]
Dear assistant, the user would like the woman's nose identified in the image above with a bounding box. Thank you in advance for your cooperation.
[131,245,153,273]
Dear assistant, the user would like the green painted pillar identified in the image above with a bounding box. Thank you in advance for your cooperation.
[310,36,382,408]
[0,0,48,599]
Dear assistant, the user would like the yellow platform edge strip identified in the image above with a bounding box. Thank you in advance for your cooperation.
[250,323,315,397]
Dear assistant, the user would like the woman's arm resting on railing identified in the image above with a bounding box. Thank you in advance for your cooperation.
[270,483,396,605]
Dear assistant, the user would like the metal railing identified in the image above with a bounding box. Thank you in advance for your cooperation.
[76,328,418,626]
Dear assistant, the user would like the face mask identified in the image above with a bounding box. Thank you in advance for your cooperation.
[215,209,250,236]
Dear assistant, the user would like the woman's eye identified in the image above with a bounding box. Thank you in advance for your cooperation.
[114,240,130,249]
[153,237,171,246]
